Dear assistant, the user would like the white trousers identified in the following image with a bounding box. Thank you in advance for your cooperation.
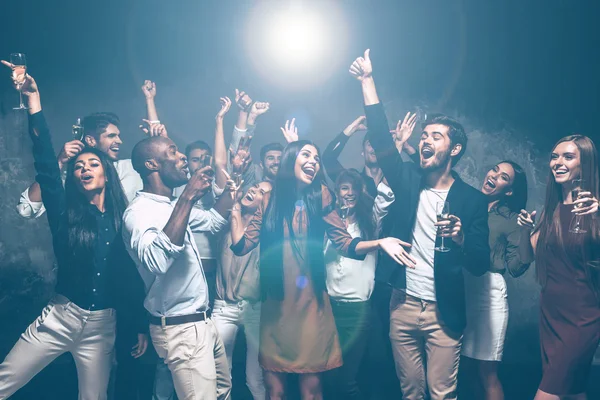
[150,318,232,400]
[0,295,116,400]
[212,299,265,400]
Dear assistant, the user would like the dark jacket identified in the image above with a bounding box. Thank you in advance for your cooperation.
[365,103,490,333]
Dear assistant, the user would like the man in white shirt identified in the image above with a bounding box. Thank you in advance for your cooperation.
[17,112,143,218]
[123,135,234,400]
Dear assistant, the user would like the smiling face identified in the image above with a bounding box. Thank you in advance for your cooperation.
[241,181,272,211]
[294,144,321,188]
[337,179,358,209]
[73,152,107,193]
[261,150,282,181]
[550,141,582,185]
[94,123,122,161]
[482,162,516,198]
[419,124,458,171]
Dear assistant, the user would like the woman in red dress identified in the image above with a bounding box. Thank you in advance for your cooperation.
[519,135,600,399]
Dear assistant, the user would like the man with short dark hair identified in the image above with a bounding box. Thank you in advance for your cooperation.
[350,49,490,400]
[123,136,234,400]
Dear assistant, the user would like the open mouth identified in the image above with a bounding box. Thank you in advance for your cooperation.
[554,169,568,176]
[484,178,496,190]
[109,146,120,154]
[302,165,316,180]
[81,174,93,183]
[245,192,255,201]
[421,147,434,159]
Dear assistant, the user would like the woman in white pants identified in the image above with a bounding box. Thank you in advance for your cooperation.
[0,71,135,399]
[461,161,534,400]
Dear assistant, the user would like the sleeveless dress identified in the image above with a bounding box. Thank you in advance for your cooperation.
[537,203,600,395]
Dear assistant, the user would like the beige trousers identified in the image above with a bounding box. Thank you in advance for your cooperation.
[389,290,462,400]
[0,295,116,400]
[150,318,232,400]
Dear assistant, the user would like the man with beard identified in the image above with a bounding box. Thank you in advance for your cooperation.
[17,112,143,218]
[350,49,490,400]
[123,136,235,400]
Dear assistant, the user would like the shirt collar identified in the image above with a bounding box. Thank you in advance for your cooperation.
[135,190,173,204]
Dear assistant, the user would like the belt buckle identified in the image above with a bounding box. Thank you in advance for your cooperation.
[161,316,166,328]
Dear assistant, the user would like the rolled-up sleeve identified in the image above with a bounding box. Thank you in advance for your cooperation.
[123,208,185,276]
[16,187,45,218]
[189,207,228,234]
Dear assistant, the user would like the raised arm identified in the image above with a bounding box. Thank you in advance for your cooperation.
[322,116,367,183]
[142,80,159,122]
[350,50,414,193]
[214,97,232,190]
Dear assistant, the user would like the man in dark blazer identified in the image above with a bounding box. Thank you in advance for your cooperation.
[350,49,490,400]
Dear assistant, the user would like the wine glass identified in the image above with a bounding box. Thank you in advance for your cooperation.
[435,201,451,252]
[339,198,350,226]
[230,172,243,206]
[72,117,84,140]
[238,135,253,153]
[569,179,587,233]
[10,53,28,110]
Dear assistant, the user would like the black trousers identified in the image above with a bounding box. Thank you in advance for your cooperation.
[325,300,371,400]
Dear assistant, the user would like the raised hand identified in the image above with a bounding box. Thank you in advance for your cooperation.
[184,166,213,202]
[392,112,418,144]
[221,169,244,200]
[229,147,252,174]
[349,49,373,81]
[517,210,537,231]
[216,97,232,120]
[280,118,299,143]
[141,80,156,100]
[235,88,253,111]
[2,61,39,96]
[139,119,168,137]
[379,237,416,268]
[343,116,367,137]
[250,101,270,116]
[572,192,599,216]
[57,140,85,169]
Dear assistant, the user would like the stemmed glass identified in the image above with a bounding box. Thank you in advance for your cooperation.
[569,179,587,234]
[435,201,451,253]
[10,53,28,110]
[339,198,350,227]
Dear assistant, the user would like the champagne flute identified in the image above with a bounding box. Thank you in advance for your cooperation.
[238,135,253,153]
[339,198,350,224]
[231,172,243,205]
[72,117,84,140]
[435,201,451,253]
[569,179,587,234]
[10,53,28,110]
[200,154,214,176]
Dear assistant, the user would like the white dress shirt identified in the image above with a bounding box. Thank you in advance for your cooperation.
[374,180,395,235]
[17,158,143,218]
[122,191,228,317]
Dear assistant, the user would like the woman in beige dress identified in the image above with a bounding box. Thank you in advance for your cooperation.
[230,139,410,400]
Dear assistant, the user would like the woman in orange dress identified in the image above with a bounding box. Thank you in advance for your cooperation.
[230,139,409,400]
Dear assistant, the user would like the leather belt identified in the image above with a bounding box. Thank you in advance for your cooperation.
[149,311,209,328]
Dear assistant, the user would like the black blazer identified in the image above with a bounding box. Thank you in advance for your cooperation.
[365,103,490,333]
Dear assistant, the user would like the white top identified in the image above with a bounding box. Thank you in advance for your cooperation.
[374,181,395,235]
[325,222,377,302]
[17,158,143,218]
[406,188,449,302]
[173,179,224,260]
[122,191,227,317]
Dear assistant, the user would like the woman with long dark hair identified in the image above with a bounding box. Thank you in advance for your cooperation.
[323,169,378,399]
[519,135,600,400]
[461,161,534,400]
[0,74,133,399]
[230,140,410,400]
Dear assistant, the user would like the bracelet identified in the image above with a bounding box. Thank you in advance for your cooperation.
[147,120,160,124]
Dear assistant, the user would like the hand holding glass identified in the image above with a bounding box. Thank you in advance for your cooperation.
[9,53,28,110]
[569,179,587,234]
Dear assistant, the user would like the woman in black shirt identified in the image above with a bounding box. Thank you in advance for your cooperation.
[0,73,135,400]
